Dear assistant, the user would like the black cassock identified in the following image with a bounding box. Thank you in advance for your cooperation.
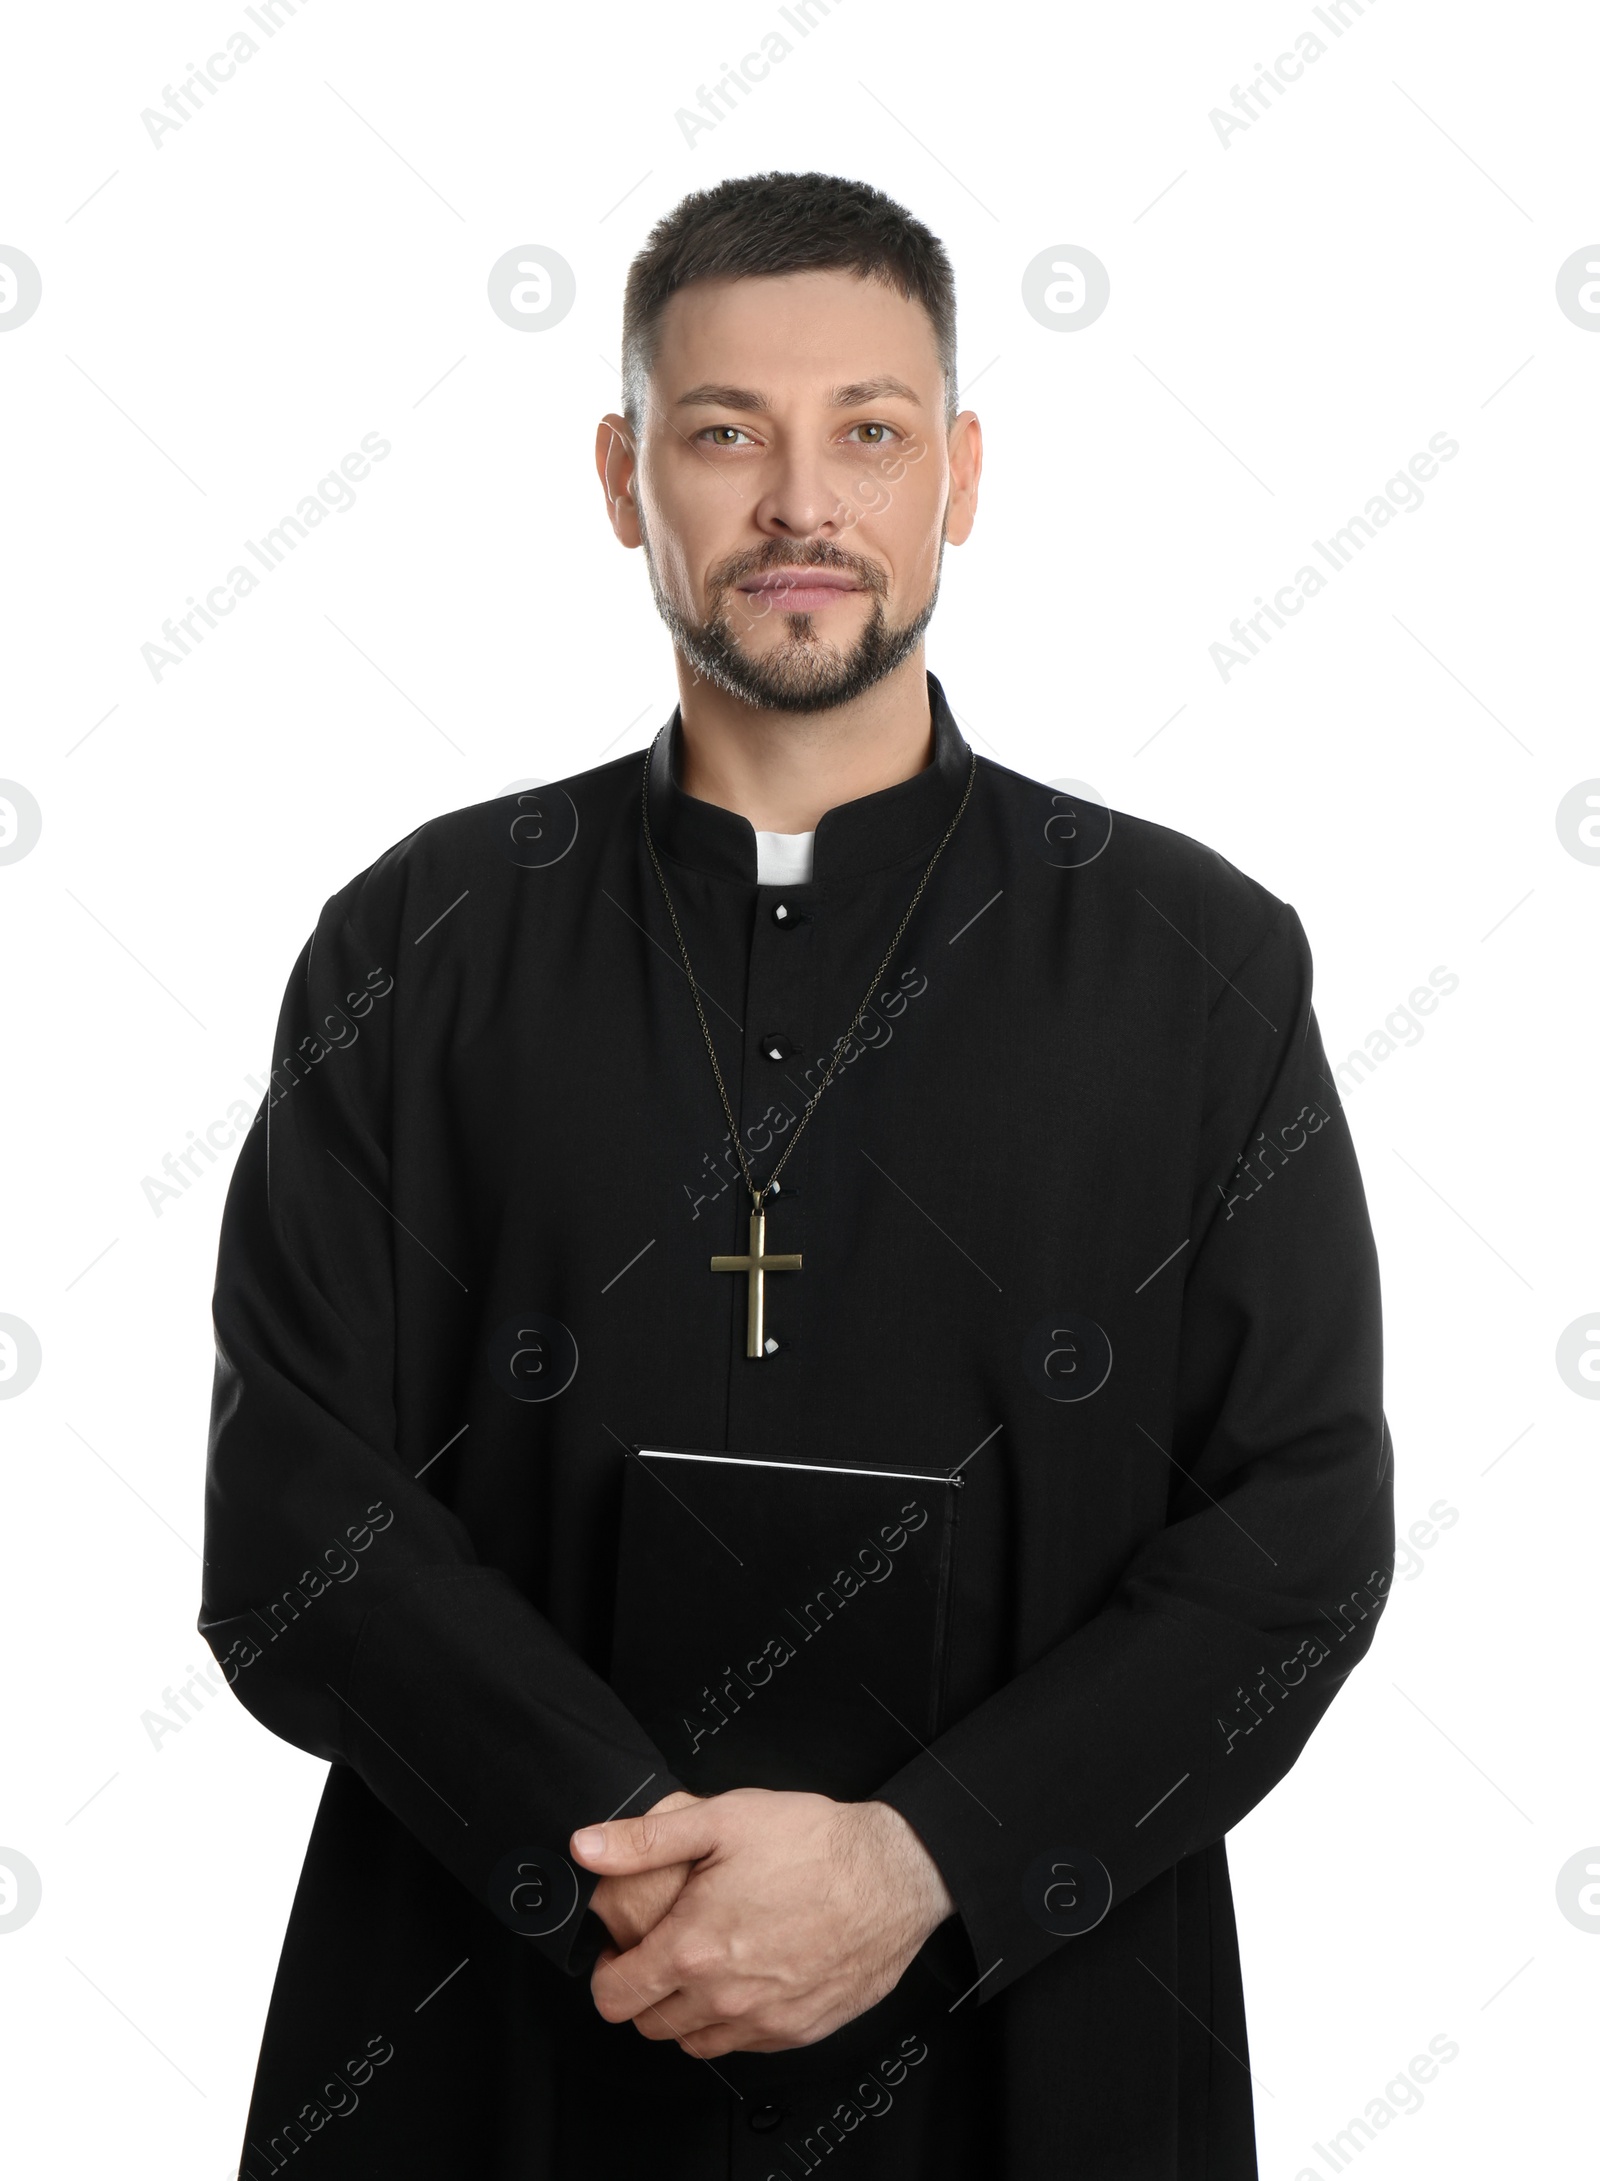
[201,671,1394,2180]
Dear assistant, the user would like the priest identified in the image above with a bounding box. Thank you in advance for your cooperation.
[200,169,1394,2179]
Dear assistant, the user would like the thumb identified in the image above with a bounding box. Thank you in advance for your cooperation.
[570,1799,719,1874]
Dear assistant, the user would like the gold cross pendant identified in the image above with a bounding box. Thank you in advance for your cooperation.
[710,1205,802,1358]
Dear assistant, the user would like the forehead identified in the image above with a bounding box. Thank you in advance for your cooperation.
[649,268,942,403]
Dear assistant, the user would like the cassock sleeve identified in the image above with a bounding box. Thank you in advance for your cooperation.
[198,884,686,1978]
[873,895,1395,2001]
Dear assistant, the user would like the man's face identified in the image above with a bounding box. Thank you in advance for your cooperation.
[599,269,978,713]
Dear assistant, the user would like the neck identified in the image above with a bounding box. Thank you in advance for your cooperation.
[673,648,934,833]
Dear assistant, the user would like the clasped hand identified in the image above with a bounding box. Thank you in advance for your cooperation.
[569,1787,953,2059]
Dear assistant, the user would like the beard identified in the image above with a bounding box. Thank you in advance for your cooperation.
[638,517,945,715]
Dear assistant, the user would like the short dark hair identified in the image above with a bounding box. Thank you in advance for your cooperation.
[620,170,957,433]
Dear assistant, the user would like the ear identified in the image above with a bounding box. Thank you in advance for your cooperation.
[943,409,983,547]
[596,413,642,548]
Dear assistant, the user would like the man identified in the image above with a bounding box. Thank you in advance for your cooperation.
[201,171,1394,2179]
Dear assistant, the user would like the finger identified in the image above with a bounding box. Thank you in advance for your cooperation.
[674,2020,789,2060]
[595,1955,704,2037]
[639,2015,740,2059]
[571,1801,722,1875]
[589,1924,685,2023]
[611,1955,765,2047]
[625,1989,729,2043]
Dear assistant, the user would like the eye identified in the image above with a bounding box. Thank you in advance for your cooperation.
[844,420,900,445]
[698,424,758,446]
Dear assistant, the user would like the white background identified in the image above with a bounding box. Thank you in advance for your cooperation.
[1,2,1596,2173]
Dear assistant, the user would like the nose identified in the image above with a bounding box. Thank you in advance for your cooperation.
[750,440,848,544]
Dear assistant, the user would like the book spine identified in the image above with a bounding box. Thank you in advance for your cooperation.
[926,1486,960,1737]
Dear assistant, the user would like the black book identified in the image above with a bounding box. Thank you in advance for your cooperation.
[608,1445,963,1800]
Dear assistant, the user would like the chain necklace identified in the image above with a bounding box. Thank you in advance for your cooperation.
[640,730,979,1356]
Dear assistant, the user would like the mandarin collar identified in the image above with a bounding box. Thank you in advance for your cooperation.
[642,670,973,887]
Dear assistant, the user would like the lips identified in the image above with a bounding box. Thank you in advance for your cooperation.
[737,568,863,610]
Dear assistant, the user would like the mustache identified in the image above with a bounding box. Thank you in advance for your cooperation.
[707,540,889,600]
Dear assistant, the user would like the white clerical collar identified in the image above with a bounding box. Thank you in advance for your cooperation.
[754,828,815,886]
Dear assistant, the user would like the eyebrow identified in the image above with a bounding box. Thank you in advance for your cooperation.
[674,375,923,411]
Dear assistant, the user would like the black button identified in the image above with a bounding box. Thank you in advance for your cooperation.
[761,1033,795,1061]
[748,2103,785,2133]
[771,901,809,928]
